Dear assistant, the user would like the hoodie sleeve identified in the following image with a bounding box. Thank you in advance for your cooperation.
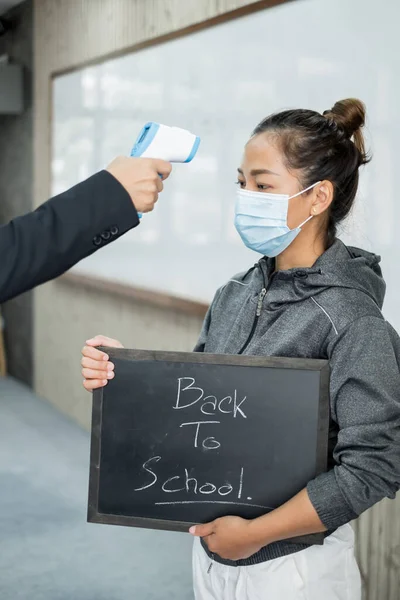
[193,306,212,353]
[193,287,224,353]
[307,315,400,530]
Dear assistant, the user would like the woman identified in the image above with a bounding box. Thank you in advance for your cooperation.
[81,99,400,600]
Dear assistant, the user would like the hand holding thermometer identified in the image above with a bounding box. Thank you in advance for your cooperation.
[130,122,201,216]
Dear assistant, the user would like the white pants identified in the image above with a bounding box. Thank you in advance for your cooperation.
[193,524,362,600]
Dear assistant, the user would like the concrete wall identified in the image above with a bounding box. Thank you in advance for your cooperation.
[0,0,33,386]
[32,1,400,598]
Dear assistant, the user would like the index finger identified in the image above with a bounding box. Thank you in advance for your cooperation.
[81,345,109,362]
[153,159,172,180]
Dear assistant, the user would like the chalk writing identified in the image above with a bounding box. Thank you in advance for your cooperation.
[134,456,161,491]
[134,457,249,503]
[174,377,247,419]
[179,421,221,449]
[155,501,273,509]
[131,374,260,511]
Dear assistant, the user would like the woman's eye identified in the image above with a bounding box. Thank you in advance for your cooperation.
[257,184,271,191]
[235,180,246,188]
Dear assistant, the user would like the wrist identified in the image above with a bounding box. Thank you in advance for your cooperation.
[247,513,276,548]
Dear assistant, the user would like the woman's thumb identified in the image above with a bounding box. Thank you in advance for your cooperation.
[189,522,214,537]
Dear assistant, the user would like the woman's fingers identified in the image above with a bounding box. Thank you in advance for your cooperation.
[81,345,109,362]
[81,356,114,372]
[82,334,122,393]
[85,335,124,349]
[82,367,115,381]
[83,378,108,391]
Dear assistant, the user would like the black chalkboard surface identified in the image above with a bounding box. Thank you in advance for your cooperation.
[88,349,329,545]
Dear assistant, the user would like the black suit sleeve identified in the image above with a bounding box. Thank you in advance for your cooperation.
[0,170,140,303]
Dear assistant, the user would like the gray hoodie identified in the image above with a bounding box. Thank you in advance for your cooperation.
[195,239,400,566]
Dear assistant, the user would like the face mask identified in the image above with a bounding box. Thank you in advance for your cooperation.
[234,182,320,258]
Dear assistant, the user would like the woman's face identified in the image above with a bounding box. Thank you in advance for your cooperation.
[237,133,315,230]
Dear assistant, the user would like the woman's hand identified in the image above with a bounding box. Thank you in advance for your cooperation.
[189,516,264,561]
[81,335,124,391]
[190,490,326,561]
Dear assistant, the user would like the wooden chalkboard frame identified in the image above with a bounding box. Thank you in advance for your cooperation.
[88,348,330,545]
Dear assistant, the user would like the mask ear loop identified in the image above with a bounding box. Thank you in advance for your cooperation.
[297,214,313,229]
[289,181,321,230]
[288,180,322,200]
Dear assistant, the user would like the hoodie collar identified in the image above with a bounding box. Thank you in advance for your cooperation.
[257,239,385,310]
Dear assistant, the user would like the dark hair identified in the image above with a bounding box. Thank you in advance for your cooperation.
[252,98,370,246]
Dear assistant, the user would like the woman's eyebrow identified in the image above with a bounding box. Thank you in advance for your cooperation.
[237,168,280,176]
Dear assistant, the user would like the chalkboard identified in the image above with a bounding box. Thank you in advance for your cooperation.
[88,349,329,545]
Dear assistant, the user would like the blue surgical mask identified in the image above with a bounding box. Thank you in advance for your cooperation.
[234,182,320,258]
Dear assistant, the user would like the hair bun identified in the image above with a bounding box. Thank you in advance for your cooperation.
[323,98,366,138]
[323,98,368,164]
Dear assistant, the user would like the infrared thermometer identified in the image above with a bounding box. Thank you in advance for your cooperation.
[130,122,200,217]
[130,122,200,162]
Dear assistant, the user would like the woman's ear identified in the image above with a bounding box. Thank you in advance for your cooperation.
[311,181,334,216]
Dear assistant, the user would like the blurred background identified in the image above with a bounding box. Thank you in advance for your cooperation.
[0,1,399,599]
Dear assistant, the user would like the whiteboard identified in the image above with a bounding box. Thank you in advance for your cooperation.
[52,0,400,332]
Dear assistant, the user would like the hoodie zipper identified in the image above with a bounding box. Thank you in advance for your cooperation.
[238,270,275,355]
